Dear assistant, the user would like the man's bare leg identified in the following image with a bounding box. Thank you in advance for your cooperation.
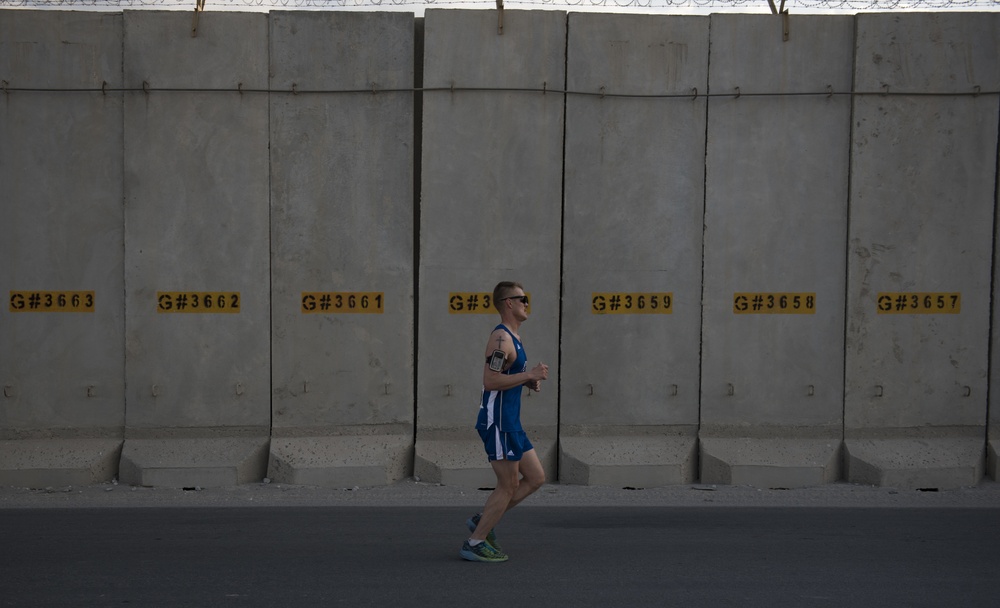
[471,459,519,541]
[472,450,545,541]
[505,449,545,511]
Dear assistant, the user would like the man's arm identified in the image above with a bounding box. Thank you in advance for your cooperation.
[482,329,548,391]
[483,362,548,392]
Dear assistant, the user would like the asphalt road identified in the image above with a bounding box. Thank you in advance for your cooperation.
[2,506,997,608]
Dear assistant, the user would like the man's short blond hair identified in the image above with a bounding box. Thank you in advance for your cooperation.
[492,281,523,311]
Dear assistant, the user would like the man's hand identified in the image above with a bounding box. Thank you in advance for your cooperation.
[531,363,549,382]
[526,363,547,391]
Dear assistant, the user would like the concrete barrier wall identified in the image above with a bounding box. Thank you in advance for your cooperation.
[1,9,998,489]
[415,9,565,485]
[560,13,708,487]
[845,13,1000,489]
[0,11,125,485]
[700,14,854,488]
[268,11,415,487]
[120,11,272,486]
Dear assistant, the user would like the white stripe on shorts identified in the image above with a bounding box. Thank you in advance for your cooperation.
[493,427,504,460]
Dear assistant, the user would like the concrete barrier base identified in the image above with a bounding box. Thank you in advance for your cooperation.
[699,437,842,488]
[845,437,985,490]
[119,437,269,487]
[414,439,494,487]
[414,438,557,487]
[266,435,413,487]
[558,435,697,487]
[0,439,122,487]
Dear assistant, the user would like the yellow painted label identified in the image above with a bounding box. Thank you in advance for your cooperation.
[877,292,960,314]
[733,293,816,314]
[157,292,241,313]
[301,292,384,313]
[448,292,531,314]
[592,293,672,314]
[9,291,95,312]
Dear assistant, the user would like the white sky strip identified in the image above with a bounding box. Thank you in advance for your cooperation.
[1,0,999,12]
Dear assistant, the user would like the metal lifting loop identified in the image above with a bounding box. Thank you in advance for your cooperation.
[192,0,206,38]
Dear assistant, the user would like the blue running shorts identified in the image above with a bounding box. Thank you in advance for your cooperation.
[479,428,533,462]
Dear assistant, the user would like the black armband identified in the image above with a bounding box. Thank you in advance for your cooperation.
[488,349,506,372]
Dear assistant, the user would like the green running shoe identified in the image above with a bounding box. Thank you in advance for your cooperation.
[460,539,508,563]
[466,513,502,552]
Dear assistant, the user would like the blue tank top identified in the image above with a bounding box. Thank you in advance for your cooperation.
[476,325,527,432]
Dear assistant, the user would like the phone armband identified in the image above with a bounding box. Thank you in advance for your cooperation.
[488,349,506,372]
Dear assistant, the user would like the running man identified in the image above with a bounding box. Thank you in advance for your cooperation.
[460,281,549,563]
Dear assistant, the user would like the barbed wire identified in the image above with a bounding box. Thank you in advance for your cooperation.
[2,81,995,97]
[1,0,998,10]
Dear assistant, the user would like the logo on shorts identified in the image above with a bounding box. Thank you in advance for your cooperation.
[507,450,515,457]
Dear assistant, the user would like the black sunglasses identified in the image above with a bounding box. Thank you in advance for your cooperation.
[500,295,529,305]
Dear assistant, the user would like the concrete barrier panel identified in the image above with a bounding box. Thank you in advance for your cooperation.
[994,142,1000,480]
[416,10,565,485]
[267,12,415,486]
[0,11,125,485]
[121,12,271,487]
[559,13,708,486]
[845,13,1000,489]
[985,21,1000,484]
[700,14,854,487]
